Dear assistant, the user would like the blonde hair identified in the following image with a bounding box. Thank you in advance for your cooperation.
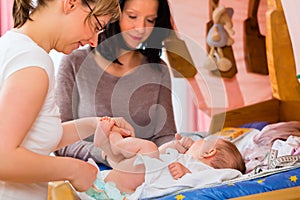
[209,139,246,174]
[83,0,120,25]
[13,0,120,28]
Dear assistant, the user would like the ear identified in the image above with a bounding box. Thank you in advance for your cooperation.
[63,0,78,14]
[202,148,217,158]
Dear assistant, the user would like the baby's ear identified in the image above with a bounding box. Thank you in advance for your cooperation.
[202,148,217,158]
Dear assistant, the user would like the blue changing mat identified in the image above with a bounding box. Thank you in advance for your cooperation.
[155,166,300,200]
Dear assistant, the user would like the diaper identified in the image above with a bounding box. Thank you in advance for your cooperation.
[85,178,130,200]
[78,159,130,200]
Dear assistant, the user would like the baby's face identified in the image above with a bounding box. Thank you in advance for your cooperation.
[185,139,204,159]
[186,138,219,160]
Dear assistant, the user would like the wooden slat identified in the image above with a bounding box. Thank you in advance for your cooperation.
[266,0,300,101]
[210,99,279,132]
[164,32,198,78]
[279,101,300,121]
[244,0,268,75]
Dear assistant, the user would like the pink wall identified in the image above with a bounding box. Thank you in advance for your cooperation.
[0,0,13,36]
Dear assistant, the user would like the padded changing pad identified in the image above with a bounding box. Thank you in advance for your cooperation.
[152,165,300,200]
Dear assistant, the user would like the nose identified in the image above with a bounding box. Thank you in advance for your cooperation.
[134,19,146,34]
[88,33,98,47]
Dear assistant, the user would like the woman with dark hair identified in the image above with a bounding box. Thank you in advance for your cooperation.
[55,0,177,167]
[97,0,172,63]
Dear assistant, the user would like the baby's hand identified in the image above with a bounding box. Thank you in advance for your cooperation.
[159,133,193,154]
[175,133,194,152]
[168,162,191,180]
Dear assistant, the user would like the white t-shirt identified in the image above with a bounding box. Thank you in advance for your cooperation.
[0,31,63,200]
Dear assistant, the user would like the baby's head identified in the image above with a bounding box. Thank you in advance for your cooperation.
[186,138,246,174]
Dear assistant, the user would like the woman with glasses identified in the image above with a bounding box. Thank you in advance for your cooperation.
[0,0,134,199]
[55,0,177,168]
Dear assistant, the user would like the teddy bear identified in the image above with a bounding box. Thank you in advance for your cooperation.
[204,5,235,72]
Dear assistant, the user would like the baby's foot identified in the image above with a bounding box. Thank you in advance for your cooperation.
[94,117,115,148]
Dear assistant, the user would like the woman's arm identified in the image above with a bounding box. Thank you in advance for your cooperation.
[57,117,134,156]
[56,117,99,150]
[0,67,97,191]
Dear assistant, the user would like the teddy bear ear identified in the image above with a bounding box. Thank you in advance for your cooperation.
[212,5,226,22]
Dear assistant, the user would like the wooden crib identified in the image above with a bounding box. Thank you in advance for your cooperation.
[159,0,300,199]
[206,0,300,198]
[210,0,300,131]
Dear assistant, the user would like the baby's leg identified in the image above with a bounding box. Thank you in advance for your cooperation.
[105,159,146,193]
[94,117,123,162]
[109,133,159,159]
[105,140,159,193]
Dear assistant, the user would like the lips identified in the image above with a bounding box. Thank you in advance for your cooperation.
[129,34,143,41]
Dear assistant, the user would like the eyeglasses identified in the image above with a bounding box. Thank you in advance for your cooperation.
[85,1,105,34]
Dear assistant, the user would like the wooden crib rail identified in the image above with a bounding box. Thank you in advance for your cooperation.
[266,0,300,101]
